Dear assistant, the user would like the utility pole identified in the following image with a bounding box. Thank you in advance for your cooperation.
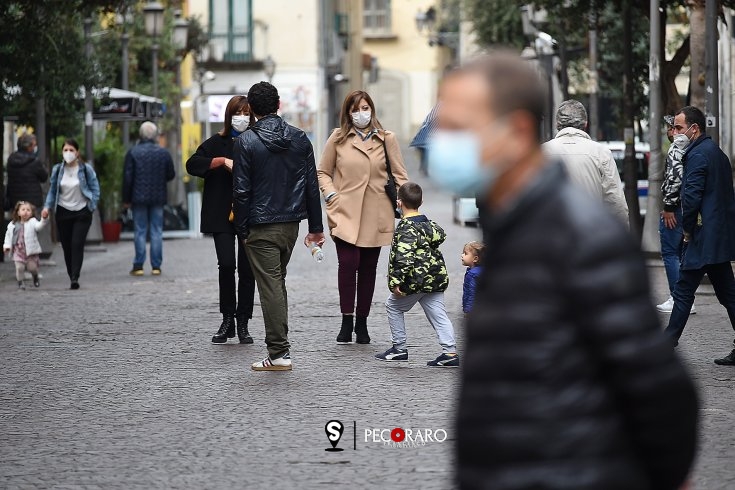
[348,0,363,92]
[623,0,641,237]
[588,0,599,140]
[704,0,719,144]
[121,15,130,149]
[84,17,94,164]
[642,0,664,254]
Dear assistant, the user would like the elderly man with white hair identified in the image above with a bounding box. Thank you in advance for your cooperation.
[543,100,629,226]
[123,121,175,276]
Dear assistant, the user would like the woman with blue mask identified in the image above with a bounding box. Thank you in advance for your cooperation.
[186,95,256,345]
[318,90,409,345]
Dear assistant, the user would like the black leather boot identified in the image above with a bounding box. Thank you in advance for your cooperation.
[355,315,370,344]
[336,314,354,344]
[212,314,236,343]
[236,314,253,344]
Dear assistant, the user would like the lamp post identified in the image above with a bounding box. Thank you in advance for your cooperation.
[143,1,164,99]
[263,55,276,83]
[117,9,131,147]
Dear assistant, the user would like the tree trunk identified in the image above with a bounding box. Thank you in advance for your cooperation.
[662,37,690,115]
[623,0,641,236]
[688,0,706,108]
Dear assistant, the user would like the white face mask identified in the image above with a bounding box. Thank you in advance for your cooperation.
[673,125,694,149]
[62,150,77,164]
[231,115,250,132]
[351,110,372,129]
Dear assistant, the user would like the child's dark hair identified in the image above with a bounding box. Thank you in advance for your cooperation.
[398,182,422,210]
[12,201,36,222]
[464,241,485,265]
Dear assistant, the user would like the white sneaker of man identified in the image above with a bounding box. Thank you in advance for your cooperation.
[251,351,292,371]
[656,296,696,314]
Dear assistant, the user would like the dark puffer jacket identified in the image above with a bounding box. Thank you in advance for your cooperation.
[6,150,48,208]
[122,140,175,205]
[388,215,448,294]
[232,114,323,239]
[457,162,698,490]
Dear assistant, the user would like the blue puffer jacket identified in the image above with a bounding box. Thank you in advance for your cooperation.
[123,140,175,205]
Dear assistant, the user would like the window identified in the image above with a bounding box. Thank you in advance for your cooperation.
[209,0,252,62]
[363,0,392,37]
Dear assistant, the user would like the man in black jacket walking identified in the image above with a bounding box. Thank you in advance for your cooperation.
[433,54,698,490]
[6,133,48,210]
[233,82,324,371]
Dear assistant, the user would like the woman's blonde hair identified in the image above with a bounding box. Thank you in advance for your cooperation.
[334,90,383,145]
[11,201,35,223]
[464,241,485,265]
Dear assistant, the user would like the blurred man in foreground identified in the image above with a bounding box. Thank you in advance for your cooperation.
[431,53,698,490]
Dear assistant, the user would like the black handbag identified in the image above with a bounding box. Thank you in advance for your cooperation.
[382,139,401,219]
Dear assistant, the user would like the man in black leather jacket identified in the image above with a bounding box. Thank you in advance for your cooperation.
[233,81,324,372]
[436,54,698,490]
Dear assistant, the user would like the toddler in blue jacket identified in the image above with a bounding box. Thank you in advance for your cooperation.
[462,241,484,314]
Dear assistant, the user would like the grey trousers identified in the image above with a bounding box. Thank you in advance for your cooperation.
[385,291,457,353]
[245,222,299,358]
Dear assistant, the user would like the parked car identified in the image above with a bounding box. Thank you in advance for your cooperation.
[601,141,650,217]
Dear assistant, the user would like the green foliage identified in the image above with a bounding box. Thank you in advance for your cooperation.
[94,127,126,221]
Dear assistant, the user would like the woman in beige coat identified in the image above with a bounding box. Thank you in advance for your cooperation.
[318,90,409,344]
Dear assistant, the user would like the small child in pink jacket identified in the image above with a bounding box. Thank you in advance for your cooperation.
[3,201,48,289]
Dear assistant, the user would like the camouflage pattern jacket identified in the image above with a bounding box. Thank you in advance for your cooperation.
[388,214,449,294]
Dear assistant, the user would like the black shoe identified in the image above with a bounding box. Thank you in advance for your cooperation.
[336,314,354,344]
[236,314,254,344]
[33,275,40,287]
[18,281,25,290]
[212,314,236,343]
[70,281,80,290]
[355,315,370,344]
[714,349,735,366]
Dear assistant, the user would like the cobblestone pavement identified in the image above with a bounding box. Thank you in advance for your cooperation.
[1,151,734,489]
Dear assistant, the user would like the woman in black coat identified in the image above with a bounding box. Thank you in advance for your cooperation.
[186,95,255,344]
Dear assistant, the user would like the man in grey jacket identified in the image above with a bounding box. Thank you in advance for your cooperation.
[543,100,629,226]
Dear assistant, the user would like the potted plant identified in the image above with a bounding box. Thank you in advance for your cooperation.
[94,133,125,243]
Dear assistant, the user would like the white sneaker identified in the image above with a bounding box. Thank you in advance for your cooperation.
[656,296,697,314]
[251,352,292,371]
[656,296,674,313]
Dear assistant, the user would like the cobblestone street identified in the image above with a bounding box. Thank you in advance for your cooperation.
[1,154,734,489]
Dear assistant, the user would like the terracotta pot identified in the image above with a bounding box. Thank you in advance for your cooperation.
[101,221,122,243]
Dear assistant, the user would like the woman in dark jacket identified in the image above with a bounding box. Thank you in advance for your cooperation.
[186,95,255,344]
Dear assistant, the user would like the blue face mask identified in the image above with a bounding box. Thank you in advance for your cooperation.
[427,130,494,197]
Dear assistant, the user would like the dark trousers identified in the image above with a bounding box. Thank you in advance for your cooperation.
[55,206,93,281]
[334,237,381,317]
[665,261,735,343]
[246,222,299,357]
[212,232,256,317]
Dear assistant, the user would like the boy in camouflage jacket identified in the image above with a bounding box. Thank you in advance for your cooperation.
[375,182,459,367]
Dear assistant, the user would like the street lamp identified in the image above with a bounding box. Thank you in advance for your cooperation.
[263,55,276,83]
[143,1,164,99]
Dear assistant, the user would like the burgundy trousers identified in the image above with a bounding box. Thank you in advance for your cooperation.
[334,237,381,317]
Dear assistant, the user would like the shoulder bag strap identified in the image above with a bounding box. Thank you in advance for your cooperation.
[382,136,395,180]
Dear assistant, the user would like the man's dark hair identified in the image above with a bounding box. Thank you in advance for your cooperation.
[247,82,280,116]
[458,52,547,142]
[398,182,422,209]
[676,106,707,135]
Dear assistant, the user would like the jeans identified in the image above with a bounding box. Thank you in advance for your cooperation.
[334,237,381,317]
[385,291,457,353]
[132,204,164,268]
[659,208,684,294]
[55,206,93,281]
[212,232,255,317]
[665,262,735,344]
[245,222,299,358]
